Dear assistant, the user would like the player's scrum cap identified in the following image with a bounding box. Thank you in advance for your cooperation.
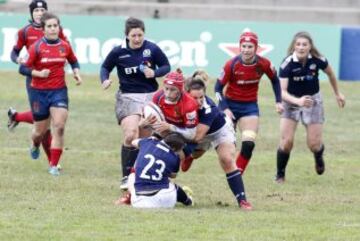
[29,0,48,14]
[239,31,258,47]
[163,68,184,91]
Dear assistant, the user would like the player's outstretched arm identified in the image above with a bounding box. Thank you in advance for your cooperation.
[323,65,345,108]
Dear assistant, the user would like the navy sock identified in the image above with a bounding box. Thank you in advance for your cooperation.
[226,169,246,201]
[121,145,130,177]
[314,145,325,164]
[277,148,290,177]
[175,184,192,206]
[121,145,139,177]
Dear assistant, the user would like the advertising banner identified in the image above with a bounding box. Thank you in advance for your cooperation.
[0,13,341,78]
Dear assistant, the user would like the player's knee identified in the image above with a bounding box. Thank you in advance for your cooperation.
[240,140,255,160]
[308,142,322,153]
[32,128,47,140]
[52,123,65,137]
[219,155,234,172]
[280,139,294,153]
[241,130,257,141]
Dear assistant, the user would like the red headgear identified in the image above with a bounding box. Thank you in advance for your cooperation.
[239,31,258,48]
[163,69,184,91]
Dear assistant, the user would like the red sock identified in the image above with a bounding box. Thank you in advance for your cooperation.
[181,155,194,172]
[236,154,249,174]
[42,130,52,163]
[50,148,63,167]
[15,111,33,124]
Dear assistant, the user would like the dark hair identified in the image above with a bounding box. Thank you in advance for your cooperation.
[40,12,60,28]
[163,132,186,152]
[125,17,145,35]
[187,77,206,92]
[287,31,322,58]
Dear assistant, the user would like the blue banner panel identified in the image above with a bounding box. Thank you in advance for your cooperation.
[340,27,360,81]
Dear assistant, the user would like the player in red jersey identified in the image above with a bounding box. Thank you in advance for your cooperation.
[215,31,284,174]
[19,12,82,176]
[8,0,68,130]
[150,69,199,143]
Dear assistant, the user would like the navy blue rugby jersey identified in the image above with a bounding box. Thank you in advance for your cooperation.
[134,138,180,193]
[101,39,170,93]
[199,96,226,135]
[279,53,328,97]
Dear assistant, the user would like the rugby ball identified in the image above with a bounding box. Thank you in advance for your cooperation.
[143,102,165,122]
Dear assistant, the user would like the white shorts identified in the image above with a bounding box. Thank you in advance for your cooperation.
[130,183,177,208]
[115,91,155,123]
[196,119,236,151]
[282,92,324,125]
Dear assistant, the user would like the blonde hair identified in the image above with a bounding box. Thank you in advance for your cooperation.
[185,69,210,91]
[287,31,322,58]
[192,69,210,84]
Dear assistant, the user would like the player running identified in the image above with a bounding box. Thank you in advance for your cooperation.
[19,12,82,176]
[182,76,252,210]
[275,31,345,182]
[100,17,170,190]
[215,30,283,174]
[8,0,68,131]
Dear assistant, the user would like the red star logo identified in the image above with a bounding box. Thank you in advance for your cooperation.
[218,43,274,57]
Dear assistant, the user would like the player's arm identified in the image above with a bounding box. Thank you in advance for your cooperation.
[323,63,345,108]
[264,61,282,104]
[153,46,170,78]
[100,48,117,89]
[169,125,196,140]
[66,44,82,85]
[19,44,49,78]
[153,121,197,140]
[268,73,283,114]
[214,64,231,110]
[11,29,25,64]
[11,48,22,64]
[280,77,312,107]
[193,123,210,143]
[214,79,228,109]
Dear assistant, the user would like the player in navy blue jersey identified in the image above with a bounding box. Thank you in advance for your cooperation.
[115,132,193,208]
[99,17,170,190]
[275,31,345,183]
[183,77,252,210]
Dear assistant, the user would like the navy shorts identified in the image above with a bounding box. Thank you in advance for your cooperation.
[25,76,32,106]
[225,98,259,122]
[28,87,69,121]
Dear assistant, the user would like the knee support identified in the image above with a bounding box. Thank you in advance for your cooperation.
[240,141,255,160]
[242,130,257,141]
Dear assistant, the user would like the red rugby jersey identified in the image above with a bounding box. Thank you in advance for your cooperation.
[219,55,276,102]
[14,23,68,51]
[25,37,78,89]
[152,90,199,128]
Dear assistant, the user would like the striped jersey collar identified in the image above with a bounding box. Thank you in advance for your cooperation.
[292,52,312,62]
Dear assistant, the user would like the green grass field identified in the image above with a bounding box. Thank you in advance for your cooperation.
[1,71,359,241]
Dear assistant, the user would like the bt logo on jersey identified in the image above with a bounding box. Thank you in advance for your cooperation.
[124,66,139,74]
